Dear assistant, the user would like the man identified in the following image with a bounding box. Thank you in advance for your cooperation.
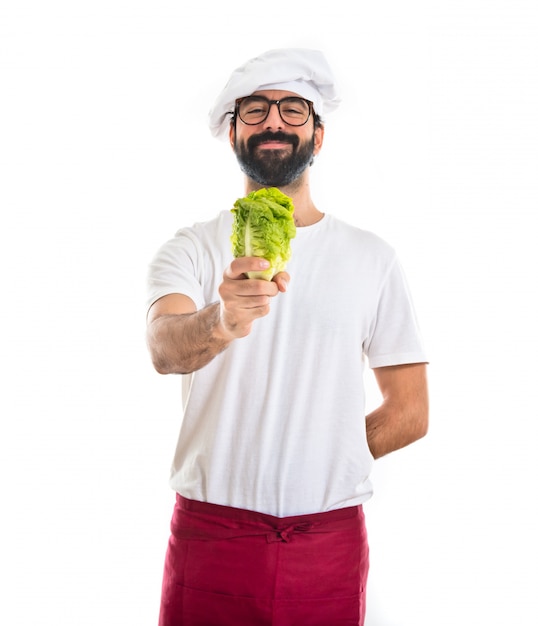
[146,48,428,626]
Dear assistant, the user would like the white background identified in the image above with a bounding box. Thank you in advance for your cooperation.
[2,1,537,624]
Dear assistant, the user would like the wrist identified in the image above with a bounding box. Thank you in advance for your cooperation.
[210,302,236,344]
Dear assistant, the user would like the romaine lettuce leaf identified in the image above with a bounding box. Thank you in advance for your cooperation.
[231,187,296,280]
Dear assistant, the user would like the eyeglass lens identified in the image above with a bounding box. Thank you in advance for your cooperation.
[238,96,311,126]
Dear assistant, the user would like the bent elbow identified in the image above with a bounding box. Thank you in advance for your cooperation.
[150,350,193,376]
[149,349,170,375]
[150,353,185,375]
[152,359,172,376]
[413,406,429,443]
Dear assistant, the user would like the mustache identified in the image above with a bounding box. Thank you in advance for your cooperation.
[247,131,299,150]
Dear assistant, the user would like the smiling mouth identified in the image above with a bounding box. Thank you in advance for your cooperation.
[256,141,292,150]
[248,132,298,153]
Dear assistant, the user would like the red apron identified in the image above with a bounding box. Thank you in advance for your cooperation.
[158,494,369,626]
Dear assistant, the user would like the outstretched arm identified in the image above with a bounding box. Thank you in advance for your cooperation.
[366,363,429,459]
[146,256,289,375]
[146,295,228,375]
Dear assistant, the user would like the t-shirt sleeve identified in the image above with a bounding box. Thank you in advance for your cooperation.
[364,256,428,368]
[146,230,206,312]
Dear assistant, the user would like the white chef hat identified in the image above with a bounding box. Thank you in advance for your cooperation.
[208,48,340,139]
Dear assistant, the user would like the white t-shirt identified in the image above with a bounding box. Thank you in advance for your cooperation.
[147,211,427,517]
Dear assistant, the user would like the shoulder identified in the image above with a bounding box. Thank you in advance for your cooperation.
[149,211,233,275]
[175,211,233,242]
[154,211,232,257]
[322,215,397,265]
[327,215,393,246]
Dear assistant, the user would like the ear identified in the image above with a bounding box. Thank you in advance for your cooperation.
[229,124,236,150]
[313,124,324,156]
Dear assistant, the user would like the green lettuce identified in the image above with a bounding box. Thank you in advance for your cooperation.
[231,187,296,280]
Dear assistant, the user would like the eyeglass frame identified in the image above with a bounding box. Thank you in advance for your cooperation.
[233,95,314,127]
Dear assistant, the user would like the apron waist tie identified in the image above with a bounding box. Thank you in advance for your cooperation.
[266,522,315,543]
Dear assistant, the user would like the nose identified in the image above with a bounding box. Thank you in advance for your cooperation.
[262,102,285,130]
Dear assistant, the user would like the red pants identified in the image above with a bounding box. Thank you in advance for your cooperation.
[158,495,369,626]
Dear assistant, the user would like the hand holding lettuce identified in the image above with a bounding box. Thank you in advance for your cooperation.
[230,188,296,280]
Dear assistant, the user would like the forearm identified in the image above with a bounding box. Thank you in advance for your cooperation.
[366,364,429,459]
[147,302,232,375]
[366,402,428,459]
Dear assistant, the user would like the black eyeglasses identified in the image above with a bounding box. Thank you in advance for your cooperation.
[235,96,313,127]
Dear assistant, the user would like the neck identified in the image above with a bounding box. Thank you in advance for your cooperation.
[244,175,323,227]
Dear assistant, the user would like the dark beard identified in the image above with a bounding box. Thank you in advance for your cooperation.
[234,130,315,187]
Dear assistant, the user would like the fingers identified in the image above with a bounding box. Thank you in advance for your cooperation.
[224,256,271,280]
[272,271,290,293]
[225,258,291,292]
[220,260,279,307]
[218,258,290,339]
